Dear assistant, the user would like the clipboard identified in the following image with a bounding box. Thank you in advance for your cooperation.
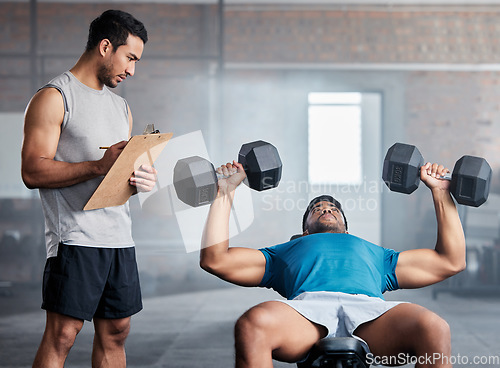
[84,132,173,211]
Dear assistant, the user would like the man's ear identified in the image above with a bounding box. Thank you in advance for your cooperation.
[99,39,112,57]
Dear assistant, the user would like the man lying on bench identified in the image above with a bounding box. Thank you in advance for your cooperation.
[200,161,465,368]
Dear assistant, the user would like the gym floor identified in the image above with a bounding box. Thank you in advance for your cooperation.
[0,285,499,367]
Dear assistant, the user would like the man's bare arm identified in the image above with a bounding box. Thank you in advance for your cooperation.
[21,88,125,189]
[396,163,466,288]
[200,161,267,287]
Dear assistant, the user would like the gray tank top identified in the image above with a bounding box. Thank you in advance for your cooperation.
[39,71,135,257]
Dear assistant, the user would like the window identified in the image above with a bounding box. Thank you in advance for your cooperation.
[308,92,363,185]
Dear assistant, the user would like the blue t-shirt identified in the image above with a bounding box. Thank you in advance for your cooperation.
[259,233,400,300]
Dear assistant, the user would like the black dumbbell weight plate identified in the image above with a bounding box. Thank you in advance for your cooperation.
[173,156,218,207]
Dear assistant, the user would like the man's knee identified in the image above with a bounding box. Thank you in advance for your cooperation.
[55,326,80,352]
[45,315,83,353]
[106,319,131,345]
[412,310,451,351]
[234,305,275,345]
[94,318,131,347]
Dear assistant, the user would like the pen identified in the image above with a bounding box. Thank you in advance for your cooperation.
[99,146,110,149]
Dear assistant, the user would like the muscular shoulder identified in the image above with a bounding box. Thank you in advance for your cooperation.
[25,87,65,129]
[34,86,64,104]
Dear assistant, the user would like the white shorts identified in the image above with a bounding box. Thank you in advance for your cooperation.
[278,291,405,350]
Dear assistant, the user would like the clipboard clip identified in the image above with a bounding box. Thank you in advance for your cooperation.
[143,124,160,135]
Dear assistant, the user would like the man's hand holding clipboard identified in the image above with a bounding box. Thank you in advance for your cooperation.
[84,125,172,211]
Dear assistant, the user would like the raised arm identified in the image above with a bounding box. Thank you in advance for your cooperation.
[396,162,466,289]
[21,88,126,189]
[200,161,267,287]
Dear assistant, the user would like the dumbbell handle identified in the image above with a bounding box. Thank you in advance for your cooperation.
[215,164,242,180]
[423,171,452,181]
[416,159,453,180]
[216,172,231,180]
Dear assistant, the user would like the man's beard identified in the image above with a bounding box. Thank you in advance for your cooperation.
[307,218,345,235]
[97,61,117,88]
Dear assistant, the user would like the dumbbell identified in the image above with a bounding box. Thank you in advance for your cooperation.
[173,140,282,207]
[382,143,492,207]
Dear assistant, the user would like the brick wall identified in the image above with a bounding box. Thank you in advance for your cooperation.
[225,6,500,63]
[407,71,500,166]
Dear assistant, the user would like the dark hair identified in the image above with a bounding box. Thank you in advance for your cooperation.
[85,10,148,52]
[302,195,348,232]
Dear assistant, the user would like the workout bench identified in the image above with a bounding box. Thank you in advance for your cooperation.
[298,337,370,368]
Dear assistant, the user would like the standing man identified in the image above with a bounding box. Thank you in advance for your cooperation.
[200,161,466,368]
[22,10,156,368]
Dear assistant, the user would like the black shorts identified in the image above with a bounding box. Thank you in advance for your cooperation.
[42,243,142,321]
